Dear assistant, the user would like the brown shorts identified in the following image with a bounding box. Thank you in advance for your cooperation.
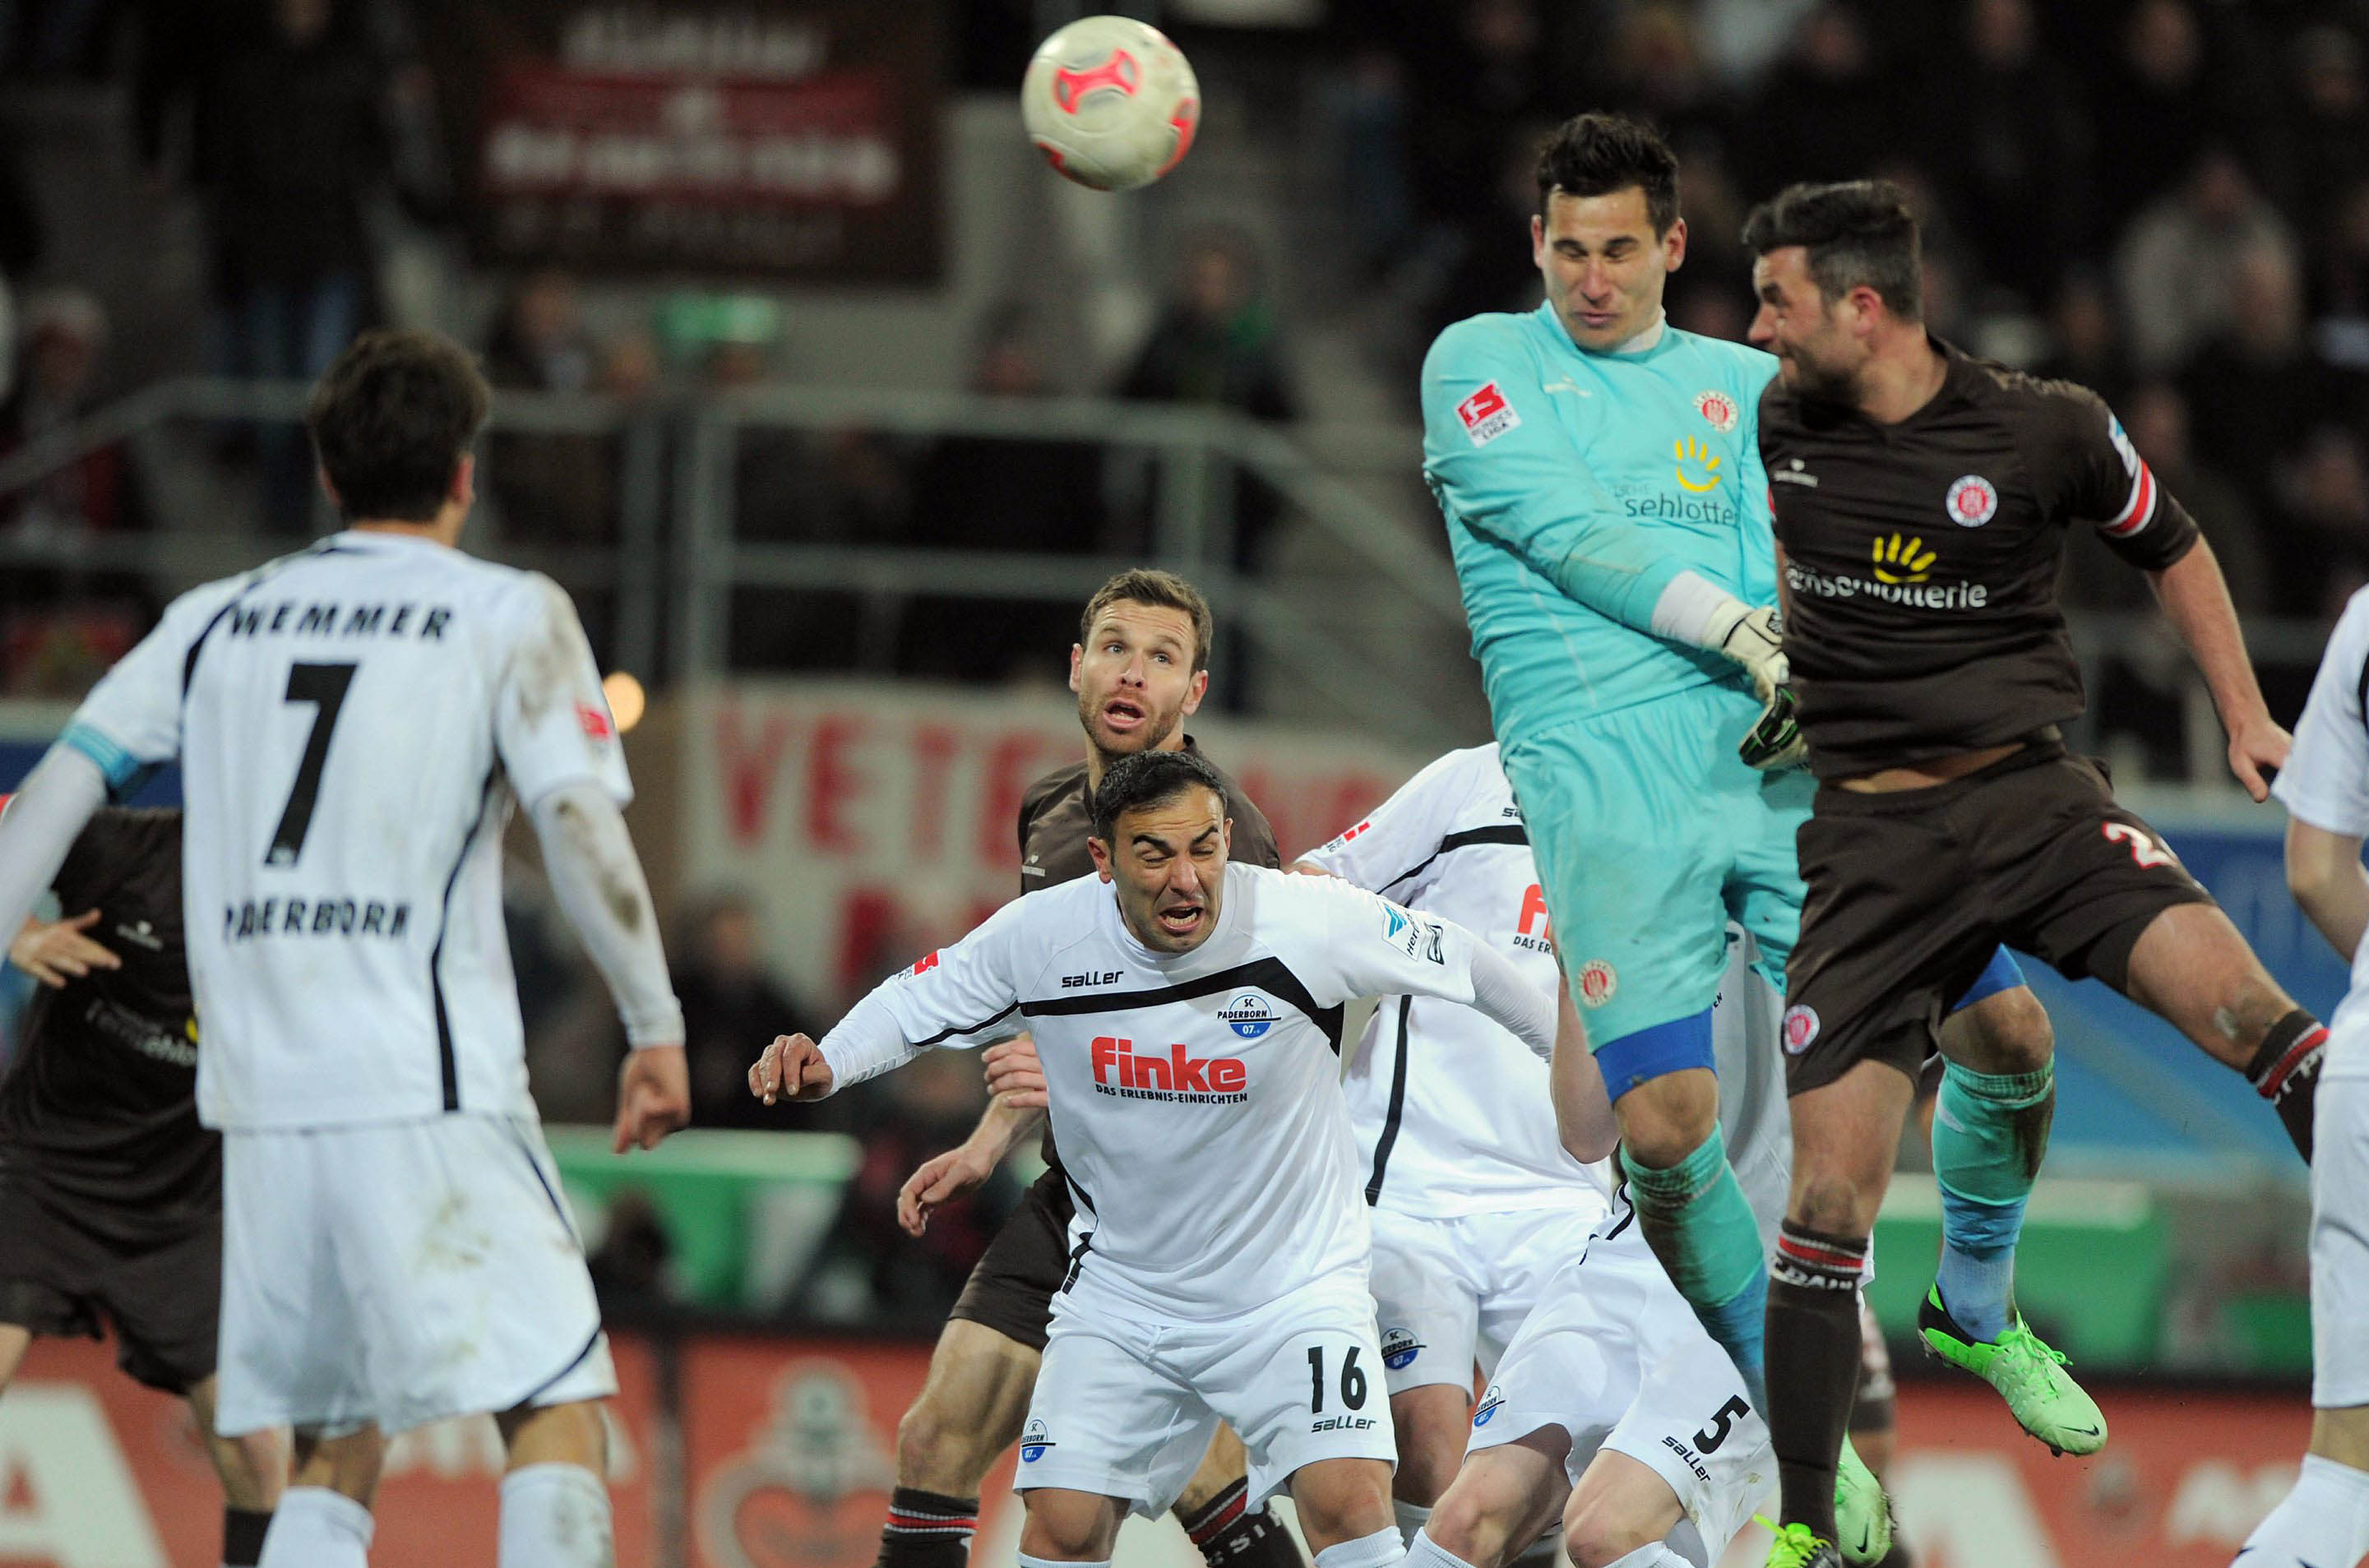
[0,1173,220,1394]
[1784,741,2214,1095]
[947,1165,1074,1353]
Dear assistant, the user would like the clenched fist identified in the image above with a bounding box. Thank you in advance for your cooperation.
[748,1033,835,1104]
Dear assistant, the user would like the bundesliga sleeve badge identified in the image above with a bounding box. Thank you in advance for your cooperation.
[1456,382,1522,446]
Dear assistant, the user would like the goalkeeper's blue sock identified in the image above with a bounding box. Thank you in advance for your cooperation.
[1621,1125,1768,1406]
[1932,1058,2053,1341]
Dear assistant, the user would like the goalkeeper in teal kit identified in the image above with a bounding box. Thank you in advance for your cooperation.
[1421,115,2090,1529]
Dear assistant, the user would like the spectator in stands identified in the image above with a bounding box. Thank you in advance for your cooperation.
[1420,117,1555,345]
[1738,5,1897,199]
[1118,229,1294,425]
[0,290,144,538]
[2269,25,2369,258]
[1912,0,2094,311]
[2035,270,2132,406]
[673,892,819,1132]
[2117,145,2299,373]
[2180,243,2364,520]
[898,304,1104,682]
[2061,380,2266,616]
[2091,0,2256,243]
[1401,0,1553,252]
[0,289,153,696]
[1117,228,1295,704]
[1596,6,1730,171]
[2270,425,2369,620]
[483,269,628,545]
[198,0,391,529]
[2311,177,2369,368]
[811,1049,1015,1331]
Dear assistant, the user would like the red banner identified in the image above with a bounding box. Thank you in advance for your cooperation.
[419,1,942,280]
[10,1333,2307,1568]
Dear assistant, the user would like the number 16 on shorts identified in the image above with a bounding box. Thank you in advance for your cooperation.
[1307,1343,1372,1430]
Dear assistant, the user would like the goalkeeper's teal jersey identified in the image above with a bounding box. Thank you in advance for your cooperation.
[1422,301,1782,740]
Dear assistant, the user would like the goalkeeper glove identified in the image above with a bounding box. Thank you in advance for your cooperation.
[1739,684,1807,771]
[1704,601,1788,703]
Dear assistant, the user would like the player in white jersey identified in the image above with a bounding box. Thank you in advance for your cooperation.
[0,331,691,1568]
[1298,746,1892,1568]
[751,748,1575,1568]
[2244,585,2369,1568]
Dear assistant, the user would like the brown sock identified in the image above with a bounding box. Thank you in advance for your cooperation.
[875,1487,977,1568]
[1768,1221,1872,1542]
[2247,1009,2327,1162]
[1179,1480,1306,1568]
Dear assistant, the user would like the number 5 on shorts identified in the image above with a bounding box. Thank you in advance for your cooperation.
[1307,1345,1367,1413]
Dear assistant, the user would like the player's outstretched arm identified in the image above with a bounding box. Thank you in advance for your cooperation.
[897,1085,1043,1238]
[2147,538,2288,800]
[750,1032,835,1103]
[0,748,107,946]
[754,902,1034,1112]
[8,909,120,990]
[2288,820,2369,962]
[526,781,691,1150]
[1548,984,1617,1161]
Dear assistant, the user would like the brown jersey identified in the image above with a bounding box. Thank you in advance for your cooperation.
[1759,340,2201,779]
[1012,738,1281,1174]
[0,807,215,1248]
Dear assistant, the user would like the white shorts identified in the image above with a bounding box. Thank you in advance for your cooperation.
[1016,1275,1398,1515]
[1466,1214,1770,1559]
[215,1112,617,1437]
[1368,1201,1604,1396]
[2314,1074,2369,1407]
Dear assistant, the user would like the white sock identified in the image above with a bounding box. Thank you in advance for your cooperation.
[2237,1452,2369,1567]
[1316,1525,1405,1568]
[1017,1556,1111,1568]
[499,1462,614,1568]
[1402,1529,1474,1568]
[1392,1501,1432,1550]
[1599,1546,1692,1568]
[257,1487,373,1568]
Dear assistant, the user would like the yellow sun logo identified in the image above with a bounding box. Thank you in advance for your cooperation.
[1871,533,1936,584]
[1673,437,1722,493]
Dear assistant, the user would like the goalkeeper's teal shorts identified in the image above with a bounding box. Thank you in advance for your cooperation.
[1498,680,1811,1089]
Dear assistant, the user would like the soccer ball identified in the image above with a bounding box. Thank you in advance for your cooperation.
[1020,16,1200,192]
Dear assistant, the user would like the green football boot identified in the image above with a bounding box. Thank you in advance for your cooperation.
[1762,1521,1844,1568]
[1919,1284,2106,1456]
[1833,1436,1895,1564]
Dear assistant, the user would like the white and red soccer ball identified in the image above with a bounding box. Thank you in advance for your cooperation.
[1021,16,1200,192]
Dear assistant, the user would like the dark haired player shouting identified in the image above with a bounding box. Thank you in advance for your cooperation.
[1742,179,2327,1568]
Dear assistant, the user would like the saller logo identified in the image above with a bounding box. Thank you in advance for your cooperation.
[1090,1036,1247,1102]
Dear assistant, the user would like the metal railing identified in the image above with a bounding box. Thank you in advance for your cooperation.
[0,377,1476,747]
[0,374,2344,772]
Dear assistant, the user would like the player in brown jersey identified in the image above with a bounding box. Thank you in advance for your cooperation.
[1737,180,2330,1568]
[0,806,288,1568]
[862,569,1303,1568]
